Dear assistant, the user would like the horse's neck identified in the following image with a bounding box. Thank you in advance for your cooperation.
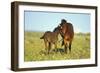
[62,24,68,33]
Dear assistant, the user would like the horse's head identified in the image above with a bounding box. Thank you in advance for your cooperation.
[58,19,68,37]
[58,19,67,30]
[61,19,67,24]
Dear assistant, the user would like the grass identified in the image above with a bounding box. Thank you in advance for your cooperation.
[24,31,90,61]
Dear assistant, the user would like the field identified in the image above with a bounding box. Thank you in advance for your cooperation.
[24,31,90,61]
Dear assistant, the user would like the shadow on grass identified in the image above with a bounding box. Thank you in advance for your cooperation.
[39,48,65,55]
[52,48,65,54]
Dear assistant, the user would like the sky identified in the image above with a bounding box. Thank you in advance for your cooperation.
[24,11,90,33]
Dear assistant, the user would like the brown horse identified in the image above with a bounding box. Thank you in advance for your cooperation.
[40,26,61,54]
[59,19,74,53]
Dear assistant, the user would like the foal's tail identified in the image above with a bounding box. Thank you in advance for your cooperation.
[40,35,44,39]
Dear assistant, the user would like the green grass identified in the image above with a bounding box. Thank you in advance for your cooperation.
[24,31,90,61]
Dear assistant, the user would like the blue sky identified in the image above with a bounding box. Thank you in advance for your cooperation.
[24,11,90,33]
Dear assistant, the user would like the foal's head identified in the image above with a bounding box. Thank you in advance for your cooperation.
[53,26,61,34]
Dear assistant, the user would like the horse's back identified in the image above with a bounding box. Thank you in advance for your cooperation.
[40,31,51,39]
[42,31,57,43]
[66,23,74,39]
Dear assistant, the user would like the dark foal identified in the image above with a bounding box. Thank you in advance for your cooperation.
[40,27,60,54]
[59,19,74,53]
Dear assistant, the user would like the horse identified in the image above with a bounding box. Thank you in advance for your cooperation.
[58,19,74,53]
[40,26,61,54]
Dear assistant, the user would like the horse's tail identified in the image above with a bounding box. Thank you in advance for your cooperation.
[40,35,44,39]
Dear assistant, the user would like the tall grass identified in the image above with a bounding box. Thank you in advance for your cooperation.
[24,31,90,61]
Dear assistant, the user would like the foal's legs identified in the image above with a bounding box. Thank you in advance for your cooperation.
[48,42,51,54]
[54,42,57,49]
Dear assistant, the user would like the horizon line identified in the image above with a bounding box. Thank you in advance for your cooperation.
[24,30,90,33]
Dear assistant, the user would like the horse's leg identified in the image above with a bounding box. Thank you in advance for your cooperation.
[64,44,68,53]
[69,41,72,53]
[48,42,51,54]
[64,39,68,53]
[54,42,58,53]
